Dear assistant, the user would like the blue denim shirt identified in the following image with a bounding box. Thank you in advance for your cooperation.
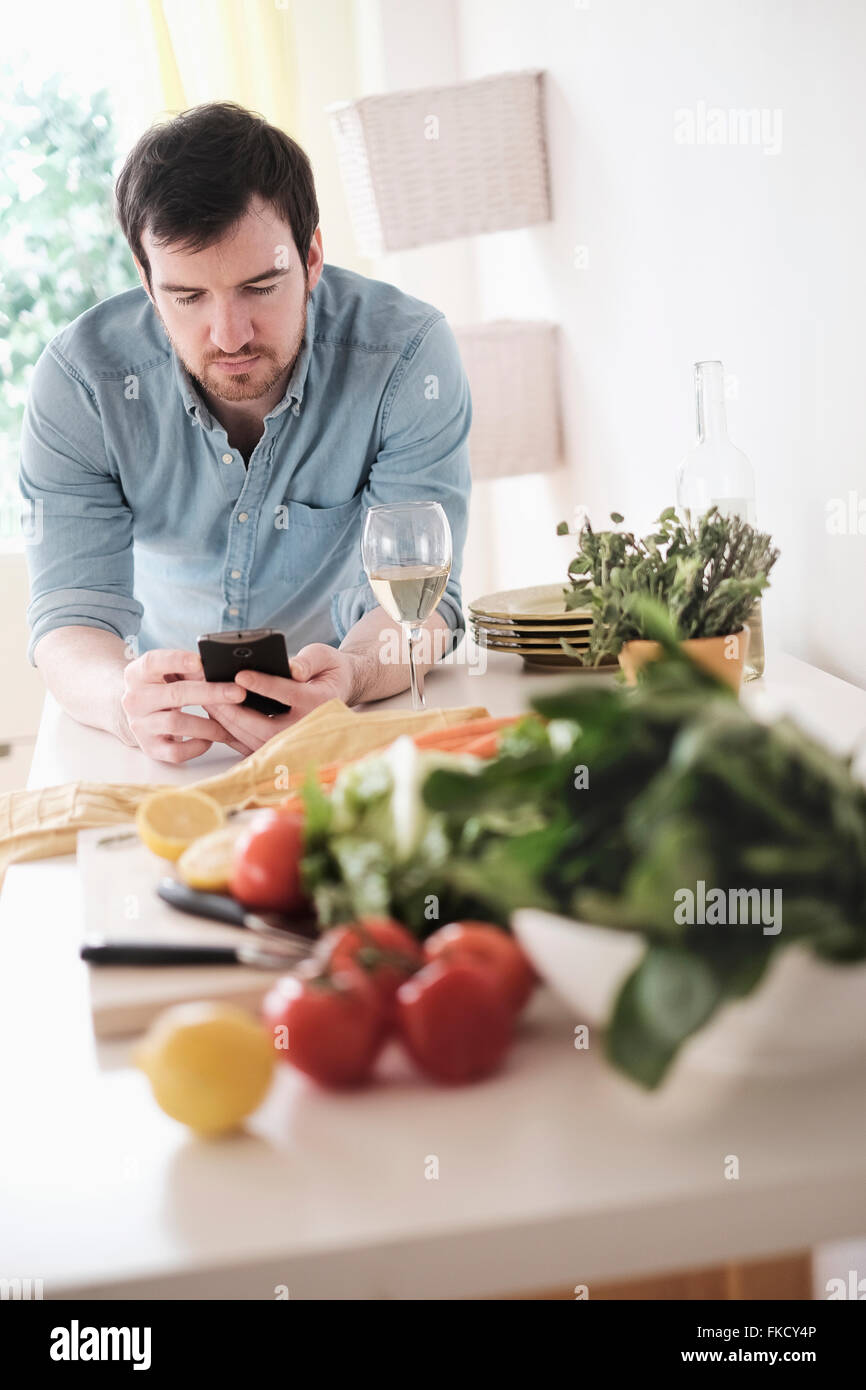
[19,264,471,666]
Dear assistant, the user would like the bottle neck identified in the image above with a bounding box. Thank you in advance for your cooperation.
[695,361,728,443]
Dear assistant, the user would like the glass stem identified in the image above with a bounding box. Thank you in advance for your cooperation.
[407,625,425,709]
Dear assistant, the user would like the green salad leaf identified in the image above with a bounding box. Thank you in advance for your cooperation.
[301,647,866,1089]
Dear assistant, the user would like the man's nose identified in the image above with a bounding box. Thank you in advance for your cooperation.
[209,302,254,355]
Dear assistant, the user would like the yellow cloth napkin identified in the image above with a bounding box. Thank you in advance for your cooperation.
[0,698,488,889]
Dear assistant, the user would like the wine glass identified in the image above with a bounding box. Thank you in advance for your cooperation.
[362,501,452,710]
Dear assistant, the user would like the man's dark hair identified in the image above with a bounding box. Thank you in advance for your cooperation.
[115,101,319,286]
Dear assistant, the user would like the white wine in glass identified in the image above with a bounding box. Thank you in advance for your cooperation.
[362,502,452,710]
[368,564,450,625]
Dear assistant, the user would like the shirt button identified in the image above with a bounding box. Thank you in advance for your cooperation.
[237,512,248,523]
[222,453,233,464]
[228,607,239,616]
[231,569,241,579]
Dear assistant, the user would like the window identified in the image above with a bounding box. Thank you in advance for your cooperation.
[0,2,159,547]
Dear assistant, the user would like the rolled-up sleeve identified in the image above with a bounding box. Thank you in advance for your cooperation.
[18,345,143,666]
[333,314,472,654]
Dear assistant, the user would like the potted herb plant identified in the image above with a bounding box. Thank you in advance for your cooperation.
[556,507,779,690]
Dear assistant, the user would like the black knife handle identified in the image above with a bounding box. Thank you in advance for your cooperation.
[81,942,238,966]
[157,877,247,926]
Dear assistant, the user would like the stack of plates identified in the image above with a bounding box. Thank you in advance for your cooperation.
[468,584,597,670]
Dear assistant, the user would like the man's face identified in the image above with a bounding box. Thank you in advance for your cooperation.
[139,196,323,404]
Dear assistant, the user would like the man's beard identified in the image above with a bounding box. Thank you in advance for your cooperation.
[161,286,309,404]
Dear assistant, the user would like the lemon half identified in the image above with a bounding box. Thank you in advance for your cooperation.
[177,825,243,892]
[136,789,225,862]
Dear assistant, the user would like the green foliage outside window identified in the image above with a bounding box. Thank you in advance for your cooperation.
[0,69,138,509]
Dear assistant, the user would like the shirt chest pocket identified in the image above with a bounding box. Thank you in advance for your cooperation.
[274,493,364,582]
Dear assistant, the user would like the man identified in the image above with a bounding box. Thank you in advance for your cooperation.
[19,102,471,764]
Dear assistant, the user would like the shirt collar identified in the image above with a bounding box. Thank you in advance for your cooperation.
[171,289,316,430]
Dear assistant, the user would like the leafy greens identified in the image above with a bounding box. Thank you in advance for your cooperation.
[302,644,866,1088]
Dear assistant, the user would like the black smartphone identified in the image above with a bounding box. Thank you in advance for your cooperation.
[197,628,292,716]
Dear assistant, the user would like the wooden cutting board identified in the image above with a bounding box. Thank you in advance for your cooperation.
[77,819,287,1039]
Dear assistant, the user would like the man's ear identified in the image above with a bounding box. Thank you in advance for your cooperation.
[306,227,324,292]
[132,255,155,306]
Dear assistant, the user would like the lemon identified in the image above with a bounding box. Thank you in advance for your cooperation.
[135,1003,275,1136]
[177,825,242,892]
[136,789,225,862]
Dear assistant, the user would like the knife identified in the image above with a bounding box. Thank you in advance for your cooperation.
[156,878,320,952]
[80,939,299,969]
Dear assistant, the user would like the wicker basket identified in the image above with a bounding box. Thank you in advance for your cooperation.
[328,70,551,254]
[454,320,562,480]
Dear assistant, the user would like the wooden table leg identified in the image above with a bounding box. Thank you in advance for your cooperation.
[490,1249,814,1300]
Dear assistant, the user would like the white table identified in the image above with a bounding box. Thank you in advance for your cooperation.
[1,650,865,1299]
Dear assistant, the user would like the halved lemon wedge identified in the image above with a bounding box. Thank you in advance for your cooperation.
[136,789,226,862]
[177,824,243,892]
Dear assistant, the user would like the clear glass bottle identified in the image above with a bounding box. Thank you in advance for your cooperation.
[675,360,764,679]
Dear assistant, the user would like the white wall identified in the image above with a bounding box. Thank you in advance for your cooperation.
[356,0,480,326]
[358,0,575,606]
[446,0,866,687]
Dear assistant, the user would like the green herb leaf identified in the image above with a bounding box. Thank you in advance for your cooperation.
[605,945,722,1088]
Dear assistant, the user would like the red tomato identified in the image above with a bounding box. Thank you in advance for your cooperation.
[423,921,536,1014]
[395,960,513,1084]
[262,966,384,1088]
[320,918,424,1022]
[230,810,307,914]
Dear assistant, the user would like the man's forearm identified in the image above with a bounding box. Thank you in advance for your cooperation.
[33,626,133,742]
[338,606,453,704]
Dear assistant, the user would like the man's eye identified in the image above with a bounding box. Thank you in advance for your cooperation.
[172,284,278,307]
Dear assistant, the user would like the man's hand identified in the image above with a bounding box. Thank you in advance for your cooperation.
[120,648,252,763]
[200,642,362,753]
[198,606,452,755]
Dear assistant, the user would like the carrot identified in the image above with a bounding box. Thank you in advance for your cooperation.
[273,714,534,807]
[411,715,524,749]
[311,763,341,784]
[462,731,502,758]
[414,734,482,753]
[279,763,341,795]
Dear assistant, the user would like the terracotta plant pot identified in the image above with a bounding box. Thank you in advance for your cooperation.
[618,626,749,693]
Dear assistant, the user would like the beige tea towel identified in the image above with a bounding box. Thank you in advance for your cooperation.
[0,698,489,889]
